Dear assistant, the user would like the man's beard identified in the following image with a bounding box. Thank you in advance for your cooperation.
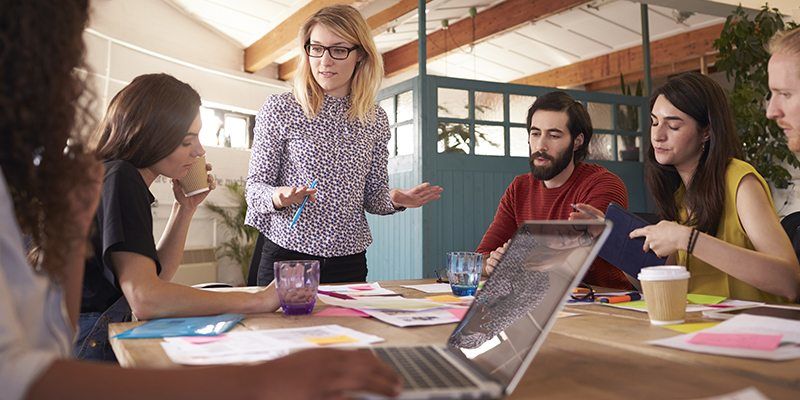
[529,141,574,181]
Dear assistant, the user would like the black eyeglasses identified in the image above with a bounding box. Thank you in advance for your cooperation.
[570,283,595,302]
[304,43,359,60]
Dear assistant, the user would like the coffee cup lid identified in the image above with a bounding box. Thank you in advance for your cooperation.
[637,265,690,281]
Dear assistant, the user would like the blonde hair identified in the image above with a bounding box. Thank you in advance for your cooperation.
[768,26,800,57]
[292,5,382,123]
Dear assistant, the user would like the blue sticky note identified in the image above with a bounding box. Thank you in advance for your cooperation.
[114,313,243,339]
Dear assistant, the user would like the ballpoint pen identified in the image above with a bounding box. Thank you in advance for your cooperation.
[289,179,318,228]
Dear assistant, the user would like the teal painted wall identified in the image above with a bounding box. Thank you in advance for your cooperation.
[366,167,422,281]
[368,76,651,280]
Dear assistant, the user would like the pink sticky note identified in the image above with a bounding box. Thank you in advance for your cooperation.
[348,284,375,291]
[446,308,468,320]
[688,332,783,351]
[315,307,370,317]
[184,334,227,344]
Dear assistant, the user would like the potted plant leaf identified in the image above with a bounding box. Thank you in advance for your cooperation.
[205,181,259,282]
[713,5,800,188]
[617,74,642,162]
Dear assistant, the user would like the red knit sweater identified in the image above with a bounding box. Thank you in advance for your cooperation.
[476,163,632,289]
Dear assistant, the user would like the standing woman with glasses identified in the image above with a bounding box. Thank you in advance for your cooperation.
[246,5,443,285]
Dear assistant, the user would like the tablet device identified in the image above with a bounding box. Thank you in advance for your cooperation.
[597,203,666,279]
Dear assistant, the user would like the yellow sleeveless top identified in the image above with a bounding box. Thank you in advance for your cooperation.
[676,158,786,303]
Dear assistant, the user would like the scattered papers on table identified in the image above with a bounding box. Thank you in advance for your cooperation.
[161,324,383,365]
[314,307,370,318]
[425,294,474,307]
[318,282,397,296]
[662,322,720,334]
[318,294,448,311]
[401,283,453,293]
[600,297,763,313]
[361,308,465,327]
[687,294,726,305]
[649,314,800,360]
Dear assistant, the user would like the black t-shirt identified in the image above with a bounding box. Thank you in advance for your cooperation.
[81,160,162,313]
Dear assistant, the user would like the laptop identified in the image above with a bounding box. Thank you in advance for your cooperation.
[368,220,612,399]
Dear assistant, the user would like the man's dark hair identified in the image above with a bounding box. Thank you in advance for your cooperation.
[525,91,593,163]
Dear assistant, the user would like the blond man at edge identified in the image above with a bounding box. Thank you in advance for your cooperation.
[767,26,800,301]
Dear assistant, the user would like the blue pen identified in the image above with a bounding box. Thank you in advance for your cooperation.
[289,179,318,228]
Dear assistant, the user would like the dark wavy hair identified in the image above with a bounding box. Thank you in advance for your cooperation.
[526,91,593,163]
[95,73,201,167]
[645,72,742,235]
[0,0,96,278]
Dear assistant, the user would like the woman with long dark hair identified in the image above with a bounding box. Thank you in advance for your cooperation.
[576,72,799,302]
[0,1,399,398]
[76,73,284,362]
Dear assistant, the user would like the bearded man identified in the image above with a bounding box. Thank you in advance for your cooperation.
[477,91,630,288]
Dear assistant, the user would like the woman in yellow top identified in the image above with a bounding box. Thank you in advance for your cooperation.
[633,72,799,303]
[577,72,799,303]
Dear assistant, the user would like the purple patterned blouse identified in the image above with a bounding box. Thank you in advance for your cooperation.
[245,92,397,257]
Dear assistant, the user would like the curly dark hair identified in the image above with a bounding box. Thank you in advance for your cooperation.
[0,0,96,278]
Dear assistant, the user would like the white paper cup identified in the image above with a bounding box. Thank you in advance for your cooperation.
[638,265,690,325]
[178,155,209,197]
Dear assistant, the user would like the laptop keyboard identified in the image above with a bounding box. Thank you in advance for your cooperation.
[373,346,479,390]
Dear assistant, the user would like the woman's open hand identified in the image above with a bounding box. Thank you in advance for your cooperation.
[390,182,443,209]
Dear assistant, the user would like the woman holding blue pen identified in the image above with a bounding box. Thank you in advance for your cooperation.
[246,5,443,285]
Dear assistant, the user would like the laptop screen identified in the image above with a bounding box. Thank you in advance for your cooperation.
[446,220,611,393]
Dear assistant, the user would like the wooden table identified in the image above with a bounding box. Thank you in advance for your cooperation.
[109,280,800,399]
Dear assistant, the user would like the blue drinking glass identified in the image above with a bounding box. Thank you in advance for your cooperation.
[447,252,482,296]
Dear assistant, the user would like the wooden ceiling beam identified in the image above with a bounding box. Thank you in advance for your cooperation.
[511,23,724,89]
[277,0,428,81]
[382,0,590,78]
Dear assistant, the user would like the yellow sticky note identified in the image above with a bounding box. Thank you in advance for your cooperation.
[687,294,726,305]
[305,335,359,346]
[426,295,462,303]
[662,322,720,334]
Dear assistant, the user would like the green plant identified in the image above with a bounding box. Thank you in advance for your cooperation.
[205,181,259,281]
[437,104,498,154]
[617,74,644,141]
[714,5,800,188]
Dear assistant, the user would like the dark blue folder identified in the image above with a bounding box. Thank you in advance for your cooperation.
[598,203,666,278]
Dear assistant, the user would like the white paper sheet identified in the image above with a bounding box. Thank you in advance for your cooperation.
[400,283,454,293]
[602,299,764,313]
[648,314,800,361]
[318,294,449,311]
[317,282,397,296]
[362,308,462,327]
[161,324,384,365]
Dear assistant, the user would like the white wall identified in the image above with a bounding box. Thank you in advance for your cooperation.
[85,0,290,284]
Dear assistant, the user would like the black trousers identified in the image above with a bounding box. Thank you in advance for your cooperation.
[253,233,368,285]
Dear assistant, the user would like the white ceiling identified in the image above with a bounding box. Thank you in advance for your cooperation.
[162,0,791,84]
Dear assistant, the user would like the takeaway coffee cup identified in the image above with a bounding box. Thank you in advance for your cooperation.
[178,155,210,197]
[637,265,690,325]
